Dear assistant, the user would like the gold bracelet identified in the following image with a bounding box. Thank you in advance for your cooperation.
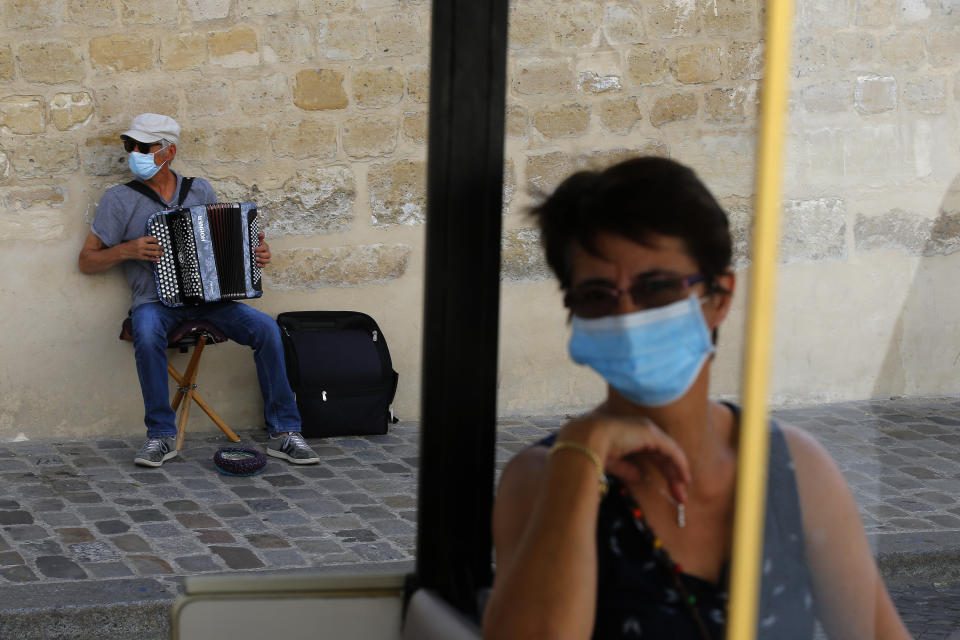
[547,441,608,496]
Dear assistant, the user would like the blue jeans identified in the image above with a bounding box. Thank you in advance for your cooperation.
[130,301,301,439]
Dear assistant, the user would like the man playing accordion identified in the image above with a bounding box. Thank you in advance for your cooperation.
[78,113,320,468]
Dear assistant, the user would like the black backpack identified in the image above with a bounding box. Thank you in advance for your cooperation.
[277,311,399,437]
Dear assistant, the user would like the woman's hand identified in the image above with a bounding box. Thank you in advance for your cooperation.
[558,412,692,504]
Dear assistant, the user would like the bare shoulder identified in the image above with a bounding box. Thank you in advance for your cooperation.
[496,444,550,513]
[777,422,858,528]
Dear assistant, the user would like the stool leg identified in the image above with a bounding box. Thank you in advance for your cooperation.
[166,340,241,444]
[174,337,207,451]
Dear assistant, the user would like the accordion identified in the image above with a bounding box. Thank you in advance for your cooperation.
[146,202,263,307]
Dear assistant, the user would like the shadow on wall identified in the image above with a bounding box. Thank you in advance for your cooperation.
[870,174,960,398]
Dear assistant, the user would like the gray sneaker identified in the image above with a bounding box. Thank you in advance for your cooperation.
[266,432,320,465]
[134,437,178,467]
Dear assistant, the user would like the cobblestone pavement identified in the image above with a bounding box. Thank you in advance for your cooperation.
[1,397,958,636]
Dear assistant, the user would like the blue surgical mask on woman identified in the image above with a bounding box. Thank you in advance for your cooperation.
[568,294,714,407]
[128,150,166,180]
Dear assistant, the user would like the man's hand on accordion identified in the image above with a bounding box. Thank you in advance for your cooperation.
[253,231,271,268]
[130,236,163,262]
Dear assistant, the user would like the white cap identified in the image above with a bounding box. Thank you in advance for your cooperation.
[121,113,180,145]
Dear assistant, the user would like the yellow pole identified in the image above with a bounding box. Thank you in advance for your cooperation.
[725,1,794,639]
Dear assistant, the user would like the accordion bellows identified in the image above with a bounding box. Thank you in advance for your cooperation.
[147,202,263,307]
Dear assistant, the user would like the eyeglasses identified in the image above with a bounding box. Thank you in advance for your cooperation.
[123,138,167,154]
[564,273,706,318]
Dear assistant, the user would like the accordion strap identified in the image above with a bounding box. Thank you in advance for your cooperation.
[125,176,195,208]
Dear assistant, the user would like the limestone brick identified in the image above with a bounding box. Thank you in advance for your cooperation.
[502,158,515,212]
[91,84,125,125]
[356,0,396,9]
[902,76,948,114]
[532,103,590,139]
[342,116,398,158]
[794,37,829,77]
[552,6,601,48]
[842,124,902,179]
[578,72,622,94]
[353,68,404,108]
[270,120,337,160]
[90,35,155,73]
[213,125,269,163]
[509,5,550,50]
[781,198,847,264]
[19,41,85,83]
[208,28,260,68]
[506,104,528,138]
[3,0,57,29]
[0,150,9,184]
[185,0,230,21]
[238,0,298,17]
[797,0,851,30]
[598,97,642,134]
[401,111,426,144]
[128,85,181,121]
[0,96,45,134]
[943,0,960,14]
[525,148,664,194]
[237,75,289,116]
[650,92,698,127]
[800,81,852,113]
[294,69,348,111]
[880,31,926,67]
[514,58,573,96]
[184,78,232,118]
[855,0,896,26]
[368,159,425,227]
[725,41,763,81]
[162,33,208,71]
[502,229,551,281]
[626,47,668,86]
[121,0,178,25]
[854,76,897,114]
[13,139,79,178]
[955,72,960,102]
[928,28,960,67]
[66,0,116,27]
[298,0,352,15]
[675,45,723,84]
[50,92,93,131]
[269,244,411,289]
[263,24,314,63]
[251,166,356,235]
[81,134,127,176]
[374,14,424,58]
[855,209,931,256]
[701,0,756,36]
[899,0,933,22]
[1,187,68,242]
[406,66,428,104]
[830,32,877,69]
[601,4,645,45]
[0,46,12,81]
[705,85,754,122]
[318,18,373,61]
[647,1,700,38]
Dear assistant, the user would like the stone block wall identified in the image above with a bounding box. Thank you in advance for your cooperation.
[0,0,959,438]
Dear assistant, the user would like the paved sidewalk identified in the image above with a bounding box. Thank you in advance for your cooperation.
[1,398,959,638]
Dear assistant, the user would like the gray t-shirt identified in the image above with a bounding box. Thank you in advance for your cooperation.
[91,173,217,310]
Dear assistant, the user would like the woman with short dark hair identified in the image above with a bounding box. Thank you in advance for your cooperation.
[482,157,908,639]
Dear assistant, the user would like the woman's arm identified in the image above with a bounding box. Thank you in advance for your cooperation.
[482,416,689,640]
[783,424,910,640]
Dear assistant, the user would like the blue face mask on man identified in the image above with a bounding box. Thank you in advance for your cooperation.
[128,149,166,181]
[568,294,715,407]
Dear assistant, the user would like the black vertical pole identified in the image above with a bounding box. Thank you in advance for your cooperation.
[415,0,508,618]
